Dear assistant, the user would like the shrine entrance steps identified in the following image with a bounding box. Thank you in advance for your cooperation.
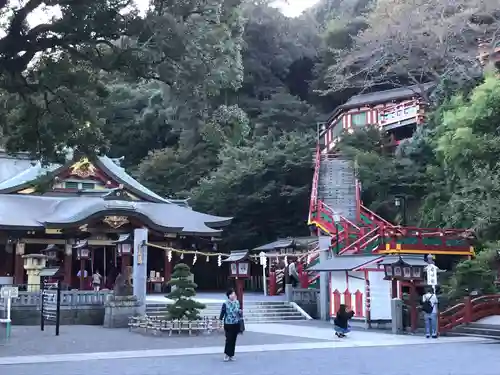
[448,316,500,339]
[145,301,309,323]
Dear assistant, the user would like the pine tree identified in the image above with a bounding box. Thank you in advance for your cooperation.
[165,263,206,320]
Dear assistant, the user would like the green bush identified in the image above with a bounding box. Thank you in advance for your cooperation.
[165,263,206,320]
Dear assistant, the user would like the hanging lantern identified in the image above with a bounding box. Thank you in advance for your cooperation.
[193,254,197,265]
[206,255,209,262]
[284,255,288,266]
[217,254,222,266]
[180,253,184,260]
[167,250,172,262]
[306,254,311,264]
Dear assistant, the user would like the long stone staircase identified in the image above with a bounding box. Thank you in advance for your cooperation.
[317,157,357,222]
[146,301,309,323]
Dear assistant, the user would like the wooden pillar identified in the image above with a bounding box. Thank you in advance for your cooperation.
[79,258,86,290]
[4,243,14,278]
[235,278,244,309]
[410,282,418,332]
[121,254,130,275]
[391,279,398,299]
[14,242,25,285]
[64,242,73,289]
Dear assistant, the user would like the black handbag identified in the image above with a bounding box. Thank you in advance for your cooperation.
[239,318,245,334]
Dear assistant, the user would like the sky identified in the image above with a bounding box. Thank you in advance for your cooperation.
[19,0,320,30]
[271,0,320,17]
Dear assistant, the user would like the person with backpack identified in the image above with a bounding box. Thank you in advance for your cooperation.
[219,288,243,361]
[421,286,438,338]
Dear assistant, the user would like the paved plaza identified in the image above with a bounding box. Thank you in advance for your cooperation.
[0,322,497,374]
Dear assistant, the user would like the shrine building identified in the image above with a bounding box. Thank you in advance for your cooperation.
[0,150,231,290]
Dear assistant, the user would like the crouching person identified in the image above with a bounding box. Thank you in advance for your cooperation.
[334,304,354,338]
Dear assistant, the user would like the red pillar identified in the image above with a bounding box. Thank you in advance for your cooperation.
[410,283,418,332]
[298,263,308,288]
[464,296,473,324]
[235,278,244,309]
[269,270,277,296]
[391,279,398,298]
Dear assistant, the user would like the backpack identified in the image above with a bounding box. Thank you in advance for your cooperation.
[422,294,434,314]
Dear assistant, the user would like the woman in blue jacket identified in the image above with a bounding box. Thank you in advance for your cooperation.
[220,289,243,361]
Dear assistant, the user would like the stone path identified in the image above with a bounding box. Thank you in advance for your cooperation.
[0,325,321,357]
[2,340,499,375]
[0,322,490,367]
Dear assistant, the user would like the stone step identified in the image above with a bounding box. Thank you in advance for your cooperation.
[451,326,500,339]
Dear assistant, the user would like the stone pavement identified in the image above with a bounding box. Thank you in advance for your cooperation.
[0,325,322,357]
[0,322,495,374]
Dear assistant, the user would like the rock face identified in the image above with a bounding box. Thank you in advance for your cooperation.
[103,295,141,328]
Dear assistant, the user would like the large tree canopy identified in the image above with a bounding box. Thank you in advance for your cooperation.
[0,0,244,161]
[3,0,500,261]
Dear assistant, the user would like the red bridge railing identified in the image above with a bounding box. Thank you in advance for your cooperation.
[439,294,500,332]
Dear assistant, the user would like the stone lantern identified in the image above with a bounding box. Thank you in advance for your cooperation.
[22,254,48,292]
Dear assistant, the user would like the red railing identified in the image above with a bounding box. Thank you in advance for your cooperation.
[361,204,394,228]
[439,294,500,332]
[339,227,380,255]
[308,146,321,223]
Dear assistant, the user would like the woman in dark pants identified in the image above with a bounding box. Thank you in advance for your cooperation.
[219,289,242,361]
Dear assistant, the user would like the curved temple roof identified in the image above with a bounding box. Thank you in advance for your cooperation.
[0,194,231,236]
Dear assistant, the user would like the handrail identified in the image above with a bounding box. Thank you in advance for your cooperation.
[320,201,360,231]
[308,146,321,223]
[341,233,381,255]
[339,227,379,255]
[439,294,500,332]
[360,204,394,227]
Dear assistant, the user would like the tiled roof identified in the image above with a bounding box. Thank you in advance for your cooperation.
[309,255,383,271]
[0,154,189,206]
[0,194,231,235]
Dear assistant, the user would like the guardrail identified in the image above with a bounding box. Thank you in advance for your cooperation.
[439,294,500,332]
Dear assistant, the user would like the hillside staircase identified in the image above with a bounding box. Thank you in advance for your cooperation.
[305,147,473,288]
[146,301,308,323]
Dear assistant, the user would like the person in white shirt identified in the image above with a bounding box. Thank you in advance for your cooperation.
[92,270,102,291]
[422,287,439,338]
[288,261,299,287]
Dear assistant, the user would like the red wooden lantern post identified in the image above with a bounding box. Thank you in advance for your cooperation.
[224,250,250,309]
[74,240,89,290]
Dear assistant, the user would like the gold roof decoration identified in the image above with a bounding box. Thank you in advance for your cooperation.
[103,216,129,229]
[70,157,97,178]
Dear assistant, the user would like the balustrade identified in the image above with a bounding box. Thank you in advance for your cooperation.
[0,290,112,307]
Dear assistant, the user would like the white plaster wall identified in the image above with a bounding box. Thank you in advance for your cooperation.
[330,271,365,316]
[368,271,391,320]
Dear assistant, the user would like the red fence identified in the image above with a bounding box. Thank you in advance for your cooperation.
[439,294,500,332]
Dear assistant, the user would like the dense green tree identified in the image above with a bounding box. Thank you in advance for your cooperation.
[191,131,314,249]
[166,263,206,320]
[0,0,245,161]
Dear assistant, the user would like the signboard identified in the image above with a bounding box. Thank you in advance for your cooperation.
[230,263,237,276]
[426,264,438,286]
[1,286,18,299]
[238,262,249,276]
